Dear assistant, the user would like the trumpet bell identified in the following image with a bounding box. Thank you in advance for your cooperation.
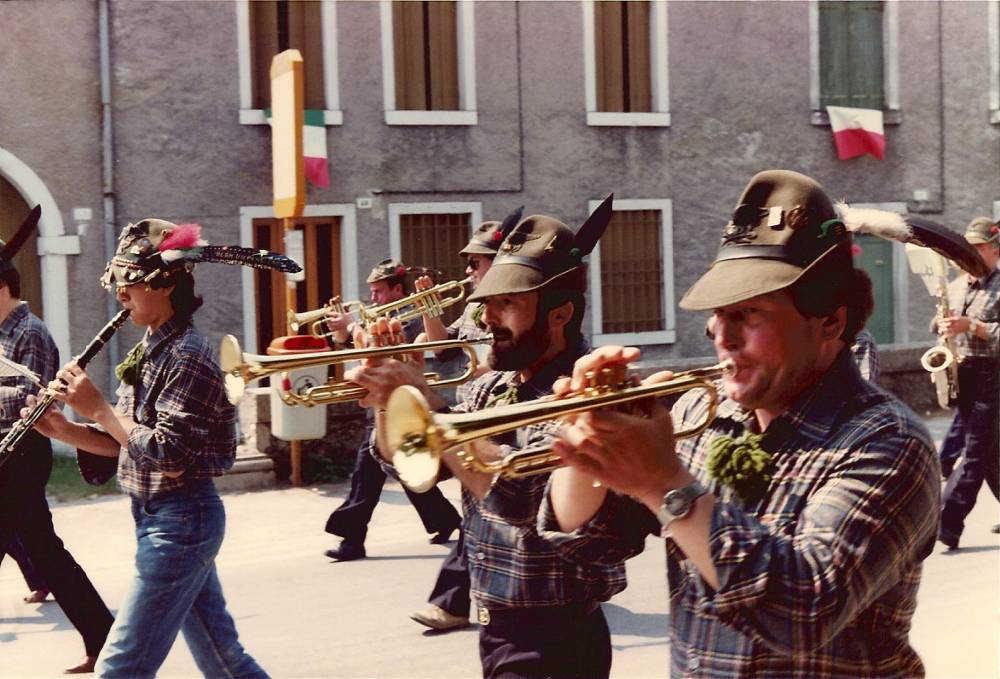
[220,334,246,405]
[386,386,441,493]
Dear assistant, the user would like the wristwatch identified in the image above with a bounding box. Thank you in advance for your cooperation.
[969,318,984,336]
[656,481,709,530]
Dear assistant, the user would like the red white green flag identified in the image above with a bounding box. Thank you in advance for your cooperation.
[266,109,330,187]
[826,106,885,161]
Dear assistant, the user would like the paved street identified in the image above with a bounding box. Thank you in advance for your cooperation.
[1,415,998,679]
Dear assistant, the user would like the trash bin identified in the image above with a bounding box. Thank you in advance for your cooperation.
[267,335,328,441]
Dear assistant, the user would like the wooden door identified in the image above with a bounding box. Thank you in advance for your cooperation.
[0,176,43,317]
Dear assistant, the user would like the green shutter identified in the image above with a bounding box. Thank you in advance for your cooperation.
[853,235,894,343]
[820,1,884,110]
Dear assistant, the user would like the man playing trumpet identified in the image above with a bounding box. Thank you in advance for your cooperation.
[545,171,940,678]
[348,200,648,679]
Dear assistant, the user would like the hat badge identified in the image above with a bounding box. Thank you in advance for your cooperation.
[722,204,764,246]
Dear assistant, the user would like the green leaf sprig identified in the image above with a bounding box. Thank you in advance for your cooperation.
[115,341,145,387]
[706,432,773,503]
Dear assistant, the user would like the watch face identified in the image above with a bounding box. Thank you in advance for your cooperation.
[665,491,689,517]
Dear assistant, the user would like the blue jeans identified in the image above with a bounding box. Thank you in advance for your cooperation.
[97,480,268,679]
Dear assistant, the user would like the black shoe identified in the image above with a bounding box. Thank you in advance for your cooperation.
[430,526,458,545]
[325,541,366,561]
[938,534,960,551]
[991,524,1000,534]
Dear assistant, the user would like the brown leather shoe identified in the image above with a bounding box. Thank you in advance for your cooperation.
[23,588,51,603]
[64,655,97,674]
[409,604,469,631]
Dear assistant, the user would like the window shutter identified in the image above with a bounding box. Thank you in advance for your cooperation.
[594,1,652,113]
[249,1,279,110]
[427,1,460,110]
[820,1,884,110]
[399,213,470,326]
[393,1,427,110]
[600,210,664,334]
[625,2,652,113]
[249,0,326,111]
[595,1,626,112]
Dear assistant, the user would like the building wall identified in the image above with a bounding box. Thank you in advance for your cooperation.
[3,1,998,392]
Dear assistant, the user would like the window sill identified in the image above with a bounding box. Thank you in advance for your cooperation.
[586,111,671,127]
[811,108,902,126]
[990,109,1000,125]
[384,110,478,126]
[592,329,676,346]
[240,109,343,126]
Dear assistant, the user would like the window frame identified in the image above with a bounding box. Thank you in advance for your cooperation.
[587,198,676,346]
[387,202,483,260]
[236,0,343,126]
[239,203,358,354]
[990,1,1000,123]
[379,0,478,126]
[809,0,900,126]
[582,0,670,127]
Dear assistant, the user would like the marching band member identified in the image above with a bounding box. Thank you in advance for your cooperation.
[936,217,1000,549]
[29,219,285,678]
[408,214,517,632]
[0,209,112,674]
[349,201,649,679]
[546,171,940,678]
[323,258,461,562]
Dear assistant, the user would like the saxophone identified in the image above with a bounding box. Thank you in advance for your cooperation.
[920,276,961,408]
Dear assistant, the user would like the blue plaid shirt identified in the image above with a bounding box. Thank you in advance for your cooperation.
[113,315,237,500]
[948,266,1000,359]
[0,303,57,427]
[543,351,939,678]
[444,338,636,610]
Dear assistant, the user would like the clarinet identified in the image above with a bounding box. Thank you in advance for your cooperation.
[0,309,132,467]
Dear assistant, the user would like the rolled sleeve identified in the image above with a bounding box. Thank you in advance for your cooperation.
[537,489,656,566]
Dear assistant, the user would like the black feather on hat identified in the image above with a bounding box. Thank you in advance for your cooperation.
[0,205,41,275]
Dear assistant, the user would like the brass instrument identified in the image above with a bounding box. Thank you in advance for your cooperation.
[219,333,493,407]
[356,277,471,327]
[922,274,961,408]
[287,298,362,334]
[386,360,735,493]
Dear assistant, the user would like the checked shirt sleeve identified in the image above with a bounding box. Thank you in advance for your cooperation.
[702,424,940,654]
[0,323,56,424]
[125,348,225,474]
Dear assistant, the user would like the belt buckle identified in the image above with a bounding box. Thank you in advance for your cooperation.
[477,606,491,625]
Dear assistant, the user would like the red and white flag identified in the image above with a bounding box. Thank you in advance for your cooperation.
[826,106,885,161]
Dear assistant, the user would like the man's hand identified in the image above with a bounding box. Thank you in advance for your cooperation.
[346,317,432,410]
[939,315,972,337]
[21,392,68,439]
[414,274,435,293]
[48,363,111,423]
[323,298,352,344]
[550,346,687,508]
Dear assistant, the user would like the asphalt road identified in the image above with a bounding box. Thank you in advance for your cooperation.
[1,415,998,678]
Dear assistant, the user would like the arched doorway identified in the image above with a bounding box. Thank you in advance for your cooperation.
[0,175,43,317]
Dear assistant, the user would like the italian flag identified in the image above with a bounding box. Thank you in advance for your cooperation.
[302,109,330,188]
[826,106,885,161]
[266,109,330,188]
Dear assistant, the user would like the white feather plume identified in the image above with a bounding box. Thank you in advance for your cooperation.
[835,202,913,243]
[0,353,41,385]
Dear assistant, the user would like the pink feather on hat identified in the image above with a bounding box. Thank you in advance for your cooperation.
[158,223,205,252]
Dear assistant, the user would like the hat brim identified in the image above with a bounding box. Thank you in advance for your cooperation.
[459,243,498,256]
[679,243,841,311]
[467,263,579,302]
[965,235,997,245]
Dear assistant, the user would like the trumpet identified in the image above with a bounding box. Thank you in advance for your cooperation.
[357,277,471,327]
[287,297,362,335]
[386,359,735,493]
[219,334,493,407]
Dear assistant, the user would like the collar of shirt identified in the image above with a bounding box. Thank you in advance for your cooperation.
[142,314,190,360]
[0,303,29,337]
[713,348,860,446]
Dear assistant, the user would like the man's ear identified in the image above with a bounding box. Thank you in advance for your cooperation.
[547,300,574,331]
[820,306,848,342]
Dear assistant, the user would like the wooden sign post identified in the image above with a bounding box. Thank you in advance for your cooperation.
[270,49,305,486]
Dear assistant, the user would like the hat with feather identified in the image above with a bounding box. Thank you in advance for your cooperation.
[680,170,991,311]
[0,205,42,276]
[100,219,302,291]
[459,206,524,257]
[467,195,614,302]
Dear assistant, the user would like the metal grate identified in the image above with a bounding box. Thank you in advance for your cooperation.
[600,209,664,334]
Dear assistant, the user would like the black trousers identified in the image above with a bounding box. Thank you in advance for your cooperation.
[940,359,1000,541]
[324,442,460,544]
[6,532,48,591]
[0,433,113,657]
[478,603,611,679]
[428,528,471,616]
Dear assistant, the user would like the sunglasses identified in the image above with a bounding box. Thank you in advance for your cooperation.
[467,256,493,271]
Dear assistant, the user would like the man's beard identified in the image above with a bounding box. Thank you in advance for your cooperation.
[488,315,551,372]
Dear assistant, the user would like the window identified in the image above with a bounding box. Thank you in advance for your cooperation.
[848,202,908,344]
[237,0,342,125]
[990,1,1000,123]
[388,202,483,324]
[240,204,358,354]
[588,199,675,345]
[811,0,899,124]
[583,0,670,127]
[380,1,477,125]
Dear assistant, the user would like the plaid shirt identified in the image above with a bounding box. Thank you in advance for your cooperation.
[448,338,633,610]
[948,266,1000,359]
[850,328,879,381]
[113,315,237,500]
[0,303,57,428]
[544,351,939,678]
